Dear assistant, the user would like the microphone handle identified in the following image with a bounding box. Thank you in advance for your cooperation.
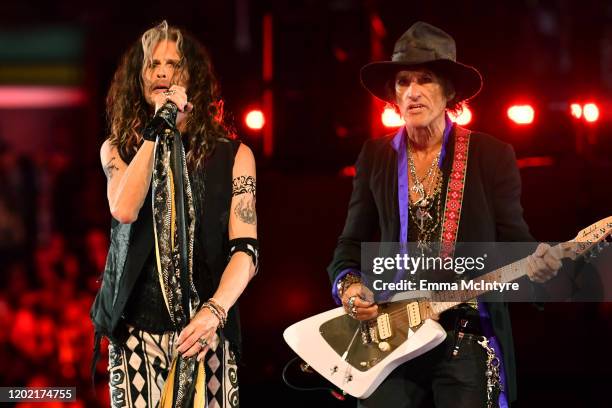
[157,101,179,128]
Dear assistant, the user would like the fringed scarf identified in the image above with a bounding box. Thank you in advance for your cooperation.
[150,107,206,407]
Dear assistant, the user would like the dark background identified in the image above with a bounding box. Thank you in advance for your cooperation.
[0,0,611,406]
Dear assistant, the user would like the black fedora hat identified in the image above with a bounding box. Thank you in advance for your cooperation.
[360,21,482,104]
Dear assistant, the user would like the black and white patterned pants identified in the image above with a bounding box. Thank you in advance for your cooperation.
[108,325,239,408]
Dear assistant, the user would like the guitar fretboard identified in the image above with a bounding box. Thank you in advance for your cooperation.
[429,256,531,315]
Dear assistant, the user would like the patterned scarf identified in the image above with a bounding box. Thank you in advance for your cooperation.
[150,109,205,407]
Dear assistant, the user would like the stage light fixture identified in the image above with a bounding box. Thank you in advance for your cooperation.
[570,103,582,119]
[245,109,265,130]
[381,106,405,128]
[507,104,535,125]
[583,103,599,123]
[449,106,472,125]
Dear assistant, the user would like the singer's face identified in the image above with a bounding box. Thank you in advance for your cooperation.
[142,40,188,106]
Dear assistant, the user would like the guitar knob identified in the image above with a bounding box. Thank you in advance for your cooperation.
[378,341,391,352]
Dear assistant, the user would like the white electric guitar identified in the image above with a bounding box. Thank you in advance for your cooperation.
[283,217,612,399]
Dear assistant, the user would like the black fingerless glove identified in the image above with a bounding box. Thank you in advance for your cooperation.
[143,101,179,141]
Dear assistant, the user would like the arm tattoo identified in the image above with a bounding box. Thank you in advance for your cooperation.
[234,195,257,225]
[104,157,119,179]
[232,176,256,197]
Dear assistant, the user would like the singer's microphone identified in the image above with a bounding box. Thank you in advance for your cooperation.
[143,101,179,141]
[157,100,179,128]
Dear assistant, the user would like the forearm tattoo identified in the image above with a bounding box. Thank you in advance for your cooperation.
[104,157,119,179]
[234,195,257,225]
[232,176,256,197]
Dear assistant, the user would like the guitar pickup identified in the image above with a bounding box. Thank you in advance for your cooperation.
[406,302,421,327]
[377,313,392,340]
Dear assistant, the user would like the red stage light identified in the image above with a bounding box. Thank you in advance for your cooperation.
[507,105,535,125]
[449,106,472,125]
[245,110,265,130]
[570,103,582,119]
[583,103,599,123]
[340,166,356,177]
[381,107,404,128]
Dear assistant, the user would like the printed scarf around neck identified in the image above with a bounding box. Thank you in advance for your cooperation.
[149,105,205,407]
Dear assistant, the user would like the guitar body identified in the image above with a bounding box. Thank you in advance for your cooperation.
[283,301,447,399]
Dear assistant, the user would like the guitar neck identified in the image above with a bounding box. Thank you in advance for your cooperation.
[428,245,557,315]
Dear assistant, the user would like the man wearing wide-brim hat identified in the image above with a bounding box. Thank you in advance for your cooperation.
[328,21,561,407]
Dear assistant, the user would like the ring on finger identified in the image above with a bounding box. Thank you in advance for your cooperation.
[198,337,208,348]
[162,89,176,97]
[347,296,357,311]
[350,306,357,317]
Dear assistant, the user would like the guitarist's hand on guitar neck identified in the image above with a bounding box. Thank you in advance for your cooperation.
[341,282,378,321]
[526,243,563,283]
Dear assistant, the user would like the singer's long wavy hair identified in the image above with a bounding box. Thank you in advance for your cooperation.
[106,21,233,169]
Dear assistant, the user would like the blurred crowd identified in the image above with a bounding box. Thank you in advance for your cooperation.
[0,140,111,406]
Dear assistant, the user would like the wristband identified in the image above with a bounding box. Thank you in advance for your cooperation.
[337,273,361,299]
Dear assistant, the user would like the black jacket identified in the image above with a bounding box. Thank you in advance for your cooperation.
[328,125,533,402]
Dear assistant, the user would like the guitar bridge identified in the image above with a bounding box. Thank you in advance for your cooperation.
[377,313,392,340]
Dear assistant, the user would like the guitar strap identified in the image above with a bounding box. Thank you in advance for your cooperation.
[439,127,508,408]
[439,126,470,258]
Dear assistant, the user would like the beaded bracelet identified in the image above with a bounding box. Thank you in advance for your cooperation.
[200,298,227,328]
[207,298,227,320]
[201,303,226,328]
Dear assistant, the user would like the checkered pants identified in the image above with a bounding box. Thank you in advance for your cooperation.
[108,325,239,408]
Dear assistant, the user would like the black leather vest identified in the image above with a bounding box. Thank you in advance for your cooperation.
[91,138,242,356]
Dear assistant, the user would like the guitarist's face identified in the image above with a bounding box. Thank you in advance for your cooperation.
[394,69,451,131]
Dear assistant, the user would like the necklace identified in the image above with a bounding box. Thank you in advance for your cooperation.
[409,176,442,253]
[407,144,443,252]
[407,143,441,207]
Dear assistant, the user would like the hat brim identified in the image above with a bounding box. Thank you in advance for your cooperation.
[360,59,483,104]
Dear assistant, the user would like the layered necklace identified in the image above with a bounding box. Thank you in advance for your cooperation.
[407,141,443,252]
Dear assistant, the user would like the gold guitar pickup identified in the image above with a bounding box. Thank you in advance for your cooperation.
[406,302,421,327]
[377,313,392,340]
